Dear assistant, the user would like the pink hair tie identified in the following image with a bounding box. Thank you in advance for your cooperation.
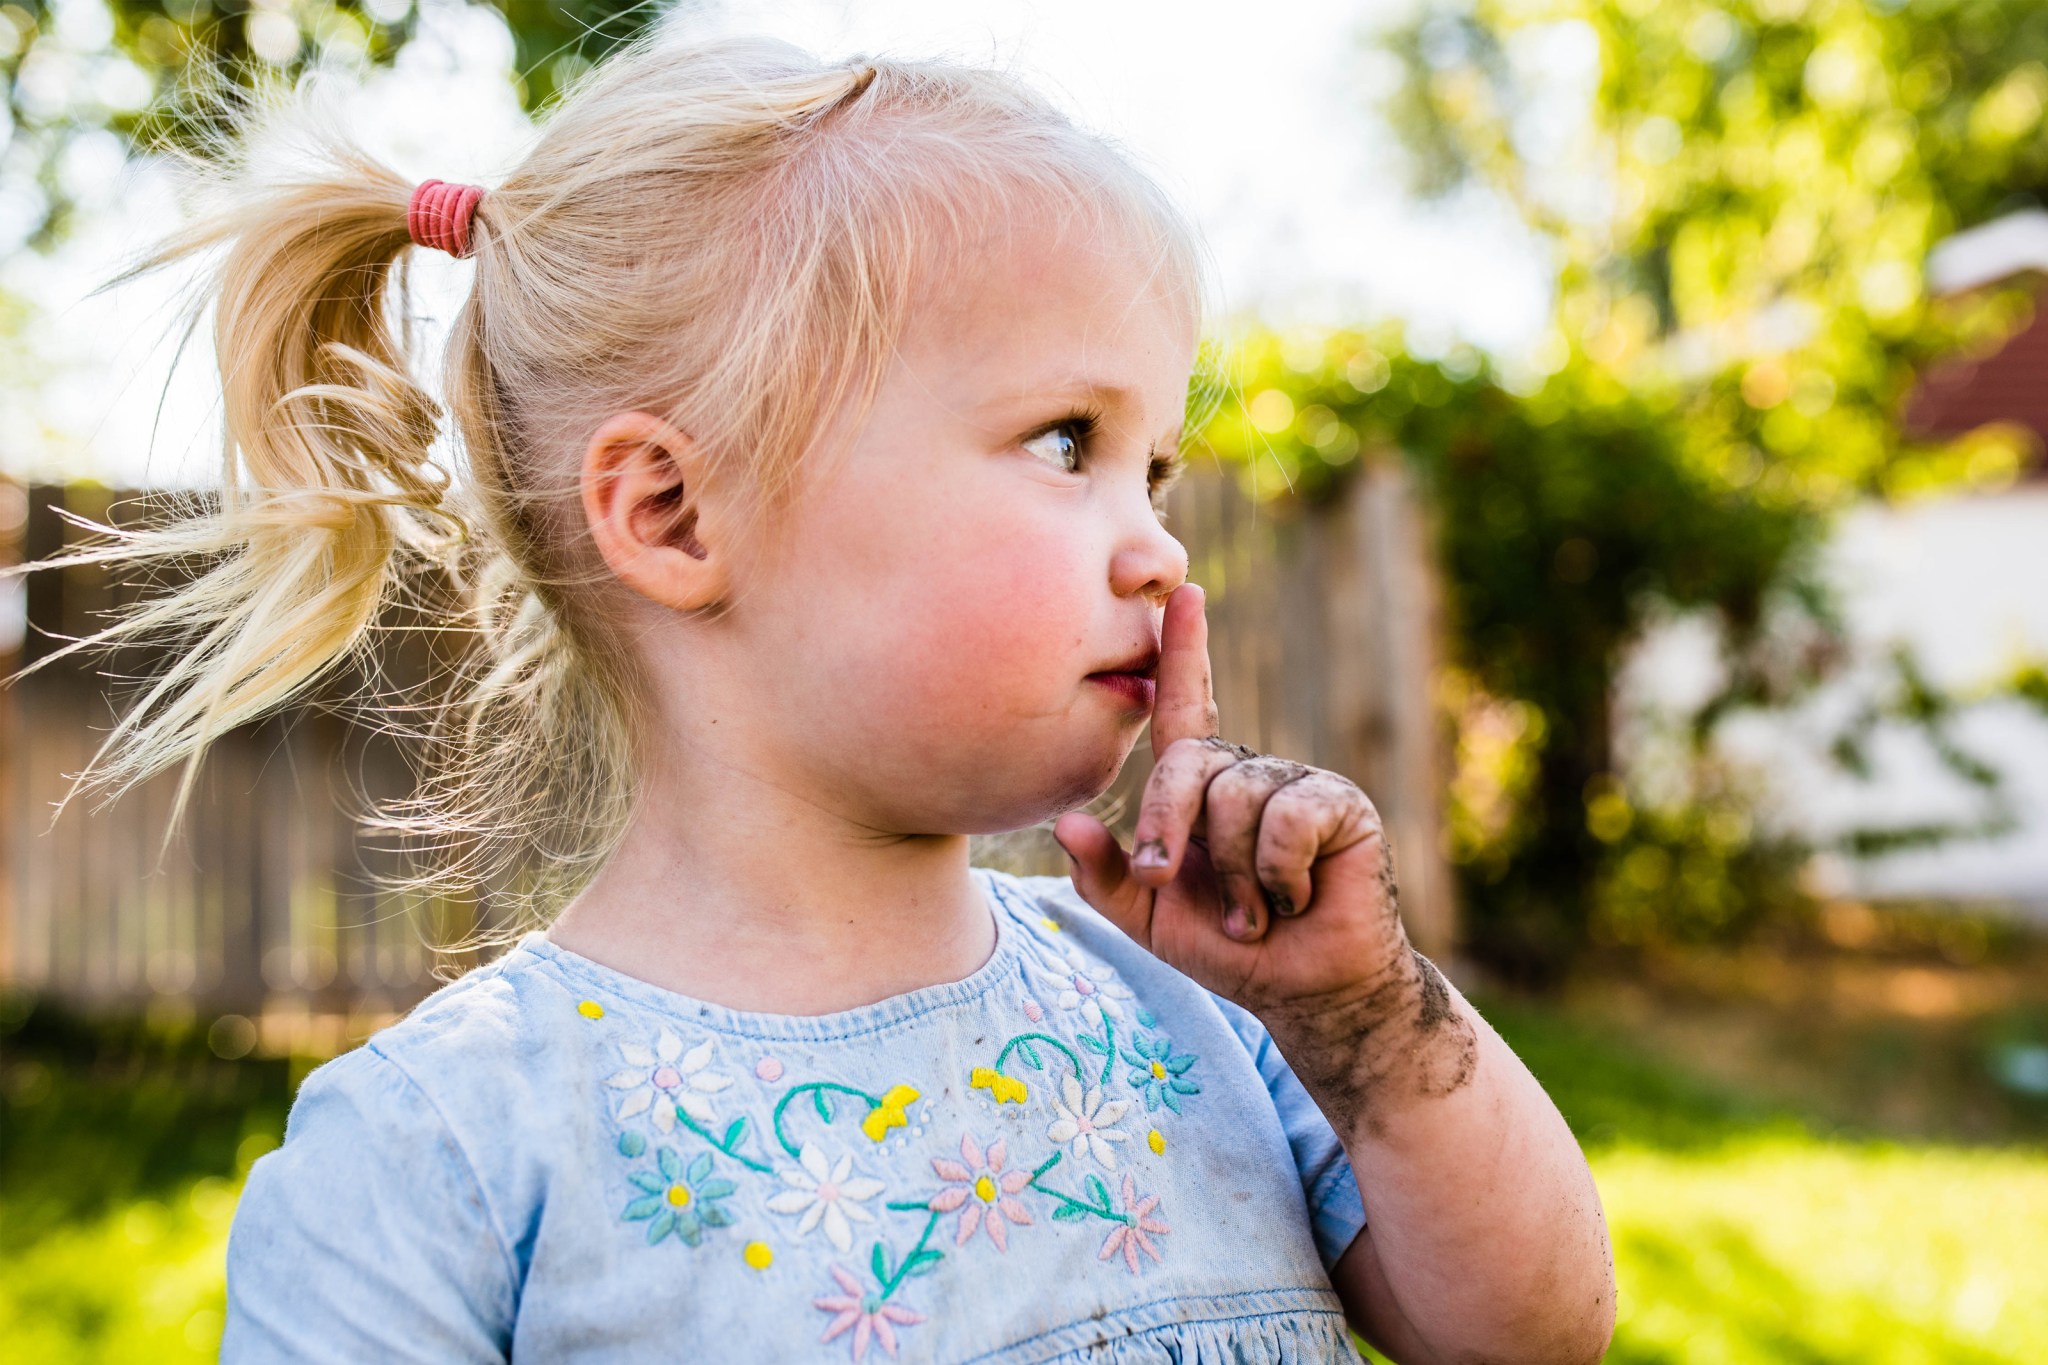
[407,179,485,258]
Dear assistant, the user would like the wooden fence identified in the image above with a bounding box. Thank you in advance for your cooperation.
[0,465,1452,1025]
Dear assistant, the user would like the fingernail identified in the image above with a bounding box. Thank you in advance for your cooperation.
[1224,904,1253,939]
[1133,839,1169,870]
[1269,890,1297,918]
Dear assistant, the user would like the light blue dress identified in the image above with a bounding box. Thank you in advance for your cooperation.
[222,868,1368,1363]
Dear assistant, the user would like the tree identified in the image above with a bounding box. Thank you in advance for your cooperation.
[1198,0,2047,978]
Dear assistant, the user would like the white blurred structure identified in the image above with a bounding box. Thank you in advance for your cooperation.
[1627,215,2048,920]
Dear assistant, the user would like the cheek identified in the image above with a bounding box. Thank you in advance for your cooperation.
[880,510,1095,714]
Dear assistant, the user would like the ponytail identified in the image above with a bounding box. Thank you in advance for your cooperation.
[24,134,463,829]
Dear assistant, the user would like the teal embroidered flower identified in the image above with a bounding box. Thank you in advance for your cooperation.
[622,1147,736,1246]
[1121,1032,1200,1114]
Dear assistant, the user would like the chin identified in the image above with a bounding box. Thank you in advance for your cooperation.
[909,727,1138,836]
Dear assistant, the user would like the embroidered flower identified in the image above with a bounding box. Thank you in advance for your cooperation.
[621,1147,736,1246]
[766,1141,885,1252]
[814,1264,924,1361]
[1055,963,1134,1028]
[969,1066,1028,1105]
[1046,1075,1131,1169]
[605,1028,733,1133]
[1021,996,1045,1023]
[1122,1032,1201,1114]
[859,1084,921,1142]
[1097,1173,1170,1274]
[928,1132,1033,1251]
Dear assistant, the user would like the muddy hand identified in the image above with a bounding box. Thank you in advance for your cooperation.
[1052,584,1413,1018]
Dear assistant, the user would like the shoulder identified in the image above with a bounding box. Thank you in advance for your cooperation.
[274,936,613,1236]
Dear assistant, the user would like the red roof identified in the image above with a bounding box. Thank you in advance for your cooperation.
[1906,302,2048,479]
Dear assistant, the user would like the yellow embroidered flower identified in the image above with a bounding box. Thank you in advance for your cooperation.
[1148,1128,1167,1155]
[970,1066,1029,1105]
[1039,916,1062,933]
[743,1240,774,1270]
[576,1000,604,1020]
[860,1083,921,1141]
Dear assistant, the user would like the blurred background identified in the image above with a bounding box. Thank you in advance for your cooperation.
[5,0,2048,1359]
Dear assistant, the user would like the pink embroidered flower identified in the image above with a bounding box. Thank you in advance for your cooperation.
[927,1132,1033,1251]
[1021,996,1045,1023]
[1097,1173,1171,1274]
[814,1264,924,1361]
[1046,1075,1132,1169]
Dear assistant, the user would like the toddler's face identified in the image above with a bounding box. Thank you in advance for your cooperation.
[725,215,1196,835]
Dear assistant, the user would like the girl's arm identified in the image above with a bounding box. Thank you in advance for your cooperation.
[1055,585,1614,1365]
[1298,954,1613,1364]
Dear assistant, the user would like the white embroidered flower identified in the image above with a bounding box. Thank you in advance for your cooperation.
[604,1028,733,1133]
[1046,1075,1132,1170]
[766,1141,885,1253]
[1053,955,1134,1027]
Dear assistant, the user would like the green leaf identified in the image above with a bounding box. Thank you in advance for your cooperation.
[1020,1040,1044,1070]
[814,1089,834,1122]
[1084,1174,1110,1207]
[871,1241,889,1282]
[616,1130,647,1158]
[722,1117,747,1150]
[905,1250,942,1276]
[1051,1203,1086,1222]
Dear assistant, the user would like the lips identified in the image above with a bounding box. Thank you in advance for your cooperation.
[1086,647,1160,711]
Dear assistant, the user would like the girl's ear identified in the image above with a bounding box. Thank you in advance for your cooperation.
[581,411,731,611]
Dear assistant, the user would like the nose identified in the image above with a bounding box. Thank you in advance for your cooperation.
[1109,505,1188,604]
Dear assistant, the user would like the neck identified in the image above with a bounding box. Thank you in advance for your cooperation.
[546,726,994,1016]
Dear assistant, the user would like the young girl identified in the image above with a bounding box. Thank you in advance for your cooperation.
[60,34,1612,1364]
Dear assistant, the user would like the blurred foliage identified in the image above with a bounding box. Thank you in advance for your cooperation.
[1200,329,1826,967]
[0,991,296,1361]
[1193,0,2048,976]
[1383,0,2047,500]
[0,0,669,249]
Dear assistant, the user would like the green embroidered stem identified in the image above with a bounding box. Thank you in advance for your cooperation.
[869,1209,943,1302]
[674,1106,774,1174]
[992,1031,1085,1080]
[770,1081,880,1158]
[1024,1150,1130,1225]
[1096,1013,1116,1086]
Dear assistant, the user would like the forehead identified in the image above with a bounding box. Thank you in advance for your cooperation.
[895,211,1200,413]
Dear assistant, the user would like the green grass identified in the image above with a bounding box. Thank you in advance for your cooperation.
[5,991,2046,1362]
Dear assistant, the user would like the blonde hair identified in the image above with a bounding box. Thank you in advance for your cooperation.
[22,34,1203,924]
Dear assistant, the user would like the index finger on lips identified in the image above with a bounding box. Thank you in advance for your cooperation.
[1130,735,1252,885]
[1149,584,1220,759]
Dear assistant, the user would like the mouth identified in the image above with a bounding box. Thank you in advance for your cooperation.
[1085,648,1160,712]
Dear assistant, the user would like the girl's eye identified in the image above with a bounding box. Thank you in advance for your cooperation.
[1021,417,1091,474]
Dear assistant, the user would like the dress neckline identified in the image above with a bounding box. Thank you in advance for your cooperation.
[516,867,1027,1043]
